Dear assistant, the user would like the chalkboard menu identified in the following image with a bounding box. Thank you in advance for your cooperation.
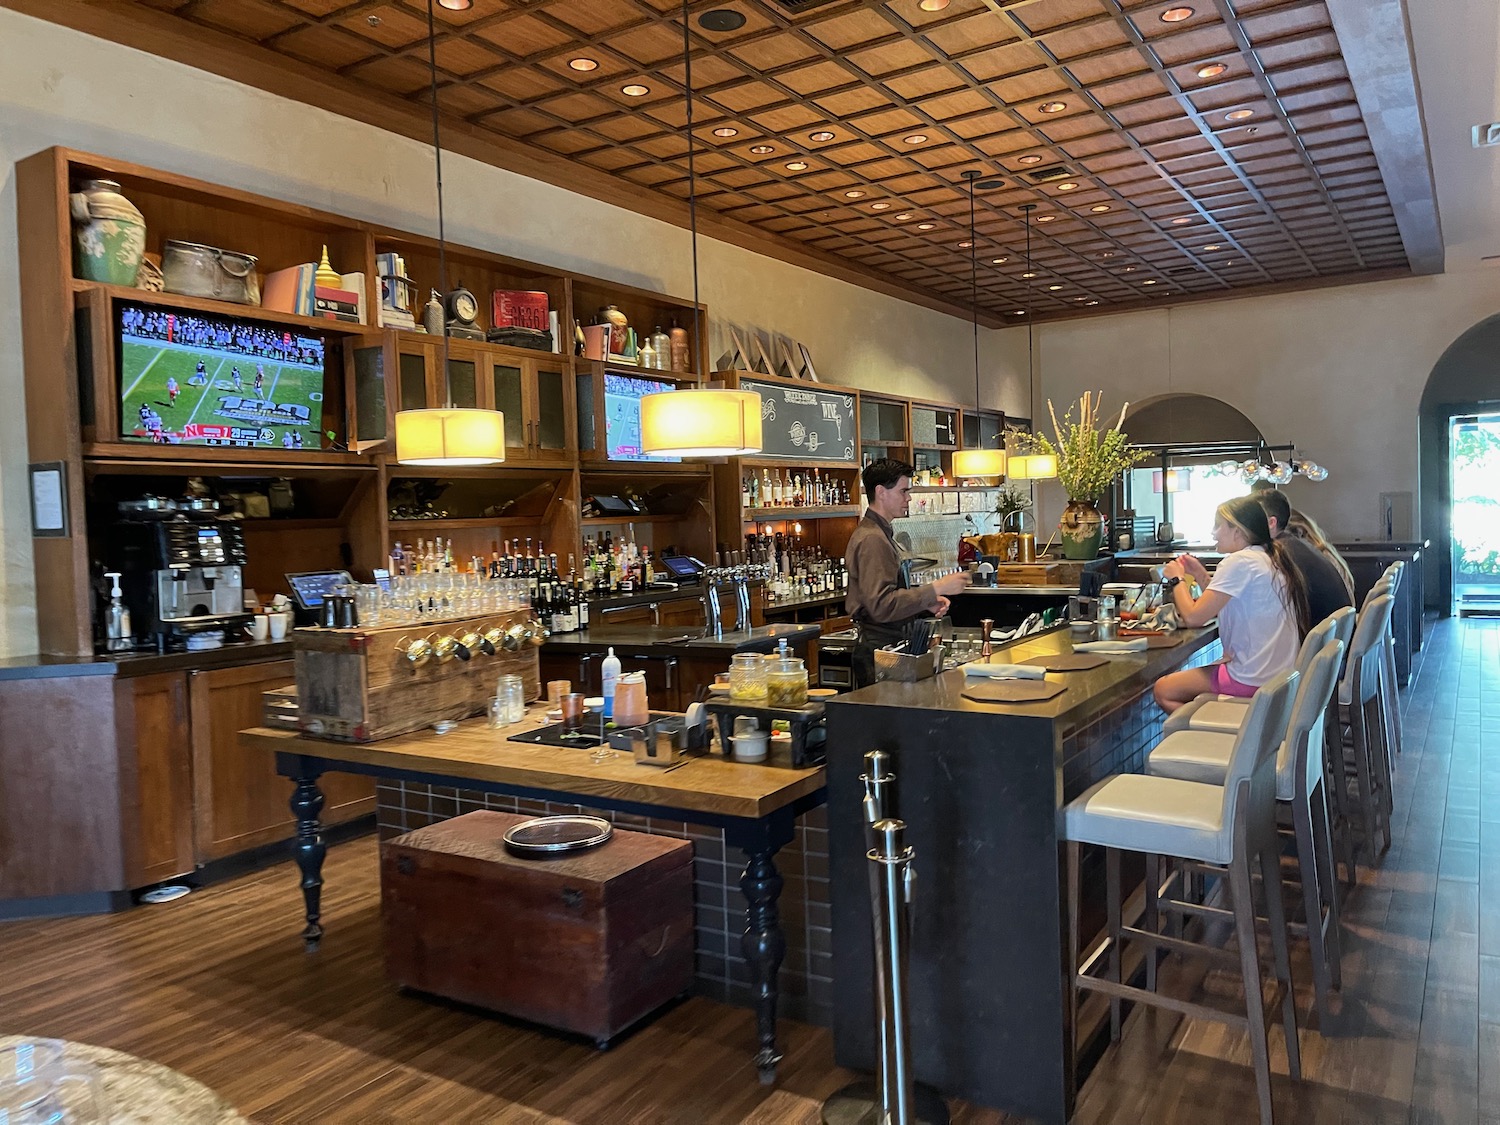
[740,378,857,463]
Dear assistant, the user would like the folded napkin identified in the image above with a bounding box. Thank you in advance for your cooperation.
[963,662,1047,680]
[1074,639,1150,654]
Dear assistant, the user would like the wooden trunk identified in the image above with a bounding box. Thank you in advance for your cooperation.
[990,560,1086,587]
[293,610,540,742]
[380,811,694,1043]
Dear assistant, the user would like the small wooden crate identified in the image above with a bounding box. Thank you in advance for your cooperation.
[293,609,540,742]
[381,811,694,1044]
[990,559,1087,587]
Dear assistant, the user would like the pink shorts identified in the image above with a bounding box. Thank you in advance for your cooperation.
[1214,664,1260,698]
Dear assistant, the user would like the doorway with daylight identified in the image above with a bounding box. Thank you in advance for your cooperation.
[1450,412,1500,616]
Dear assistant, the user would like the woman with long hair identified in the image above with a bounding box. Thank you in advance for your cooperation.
[1152,495,1311,713]
[1285,508,1356,600]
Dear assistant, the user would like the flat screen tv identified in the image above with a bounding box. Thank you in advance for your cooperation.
[117,302,328,450]
[603,372,678,463]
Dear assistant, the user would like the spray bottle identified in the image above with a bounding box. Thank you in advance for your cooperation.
[104,571,132,652]
[601,646,621,721]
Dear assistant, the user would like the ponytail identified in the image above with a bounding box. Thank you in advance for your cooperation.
[1217,496,1312,638]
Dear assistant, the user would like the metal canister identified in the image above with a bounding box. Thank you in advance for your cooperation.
[1017,533,1037,563]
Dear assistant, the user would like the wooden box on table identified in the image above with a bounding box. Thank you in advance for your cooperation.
[293,609,541,742]
[380,811,694,1045]
[990,560,1086,587]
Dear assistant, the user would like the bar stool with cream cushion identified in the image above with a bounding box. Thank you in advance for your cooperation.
[1339,593,1395,859]
[1372,563,1404,757]
[1146,640,1346,1025]
[1065,669,1301,1125]
[1163,609,1350,737]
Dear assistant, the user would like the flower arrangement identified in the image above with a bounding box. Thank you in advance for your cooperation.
[1037,392,1150,502]
[994,485,1032,527]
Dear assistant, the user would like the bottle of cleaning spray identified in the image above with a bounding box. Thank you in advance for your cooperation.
[104,571,132,652]
[601,646,621,721]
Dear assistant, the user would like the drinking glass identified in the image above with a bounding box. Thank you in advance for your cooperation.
[496,674,526,725]
[0,1041,108,1124]
[560,692,585,732]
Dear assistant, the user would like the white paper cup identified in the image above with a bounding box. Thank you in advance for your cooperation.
[249,614,269,641]
[269,612,290,640]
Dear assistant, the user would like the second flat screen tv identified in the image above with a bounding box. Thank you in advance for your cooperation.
[117,302,328,450]
[603,373,679,463]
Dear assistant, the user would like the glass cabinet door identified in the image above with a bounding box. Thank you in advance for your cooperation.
[533,364,571,455]
[352,344,387,444]
[490,363,528,454]
[398,352,427,412]
[446,357,477,409]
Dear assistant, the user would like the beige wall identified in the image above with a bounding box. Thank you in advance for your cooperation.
[1019,271,1500,540]
[0,9,1022,656]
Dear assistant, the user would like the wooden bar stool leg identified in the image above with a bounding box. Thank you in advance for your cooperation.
[1144,852,1160,993]
[1230,849,1276,1125]
[1310,779,1343,993]
[1292,783,1333,1025]
[1259,845,1302,1082]
[1106,846,1122,1042]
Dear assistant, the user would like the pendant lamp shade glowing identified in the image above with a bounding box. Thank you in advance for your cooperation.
[394,0,507,468]
[1007,452,1058,480]
[953,447,1007,482]
[640,388,762,457]
[395,407,506,466]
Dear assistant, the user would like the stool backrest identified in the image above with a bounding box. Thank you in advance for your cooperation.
[1295,612,1341,679]
[1283,638,1345,798]
[1221,668,1299,836]
[1326,605,1355,653]
[1343,593,1392,705]
[1361,575,1394,612]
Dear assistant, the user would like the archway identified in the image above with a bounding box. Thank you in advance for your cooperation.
[1123,393,1264,446]
[1419,314,1500,614]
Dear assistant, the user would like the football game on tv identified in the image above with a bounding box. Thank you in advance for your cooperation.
[118,303,328,450]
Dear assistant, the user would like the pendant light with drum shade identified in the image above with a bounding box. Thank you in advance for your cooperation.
[638,3,761,458]
[1005,204,1057,481]
[951,171,1008,484]
[394,0,506,466]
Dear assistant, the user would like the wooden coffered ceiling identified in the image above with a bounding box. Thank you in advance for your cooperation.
[23,0,1432,322]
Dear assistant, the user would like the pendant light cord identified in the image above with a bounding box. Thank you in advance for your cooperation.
[969,176,980,424]
[427,0,452,405]
[1025,208,1035,425]
[683,0,702,377]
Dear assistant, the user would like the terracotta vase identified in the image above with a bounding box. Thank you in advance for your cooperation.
[1059,498,1105,560]
[69,179,146,285]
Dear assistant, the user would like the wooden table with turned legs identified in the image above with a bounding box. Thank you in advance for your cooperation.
[240,712,825,1083]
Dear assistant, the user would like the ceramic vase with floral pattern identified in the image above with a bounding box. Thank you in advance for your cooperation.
[1059,498,1105,560]
[69,179,146,286]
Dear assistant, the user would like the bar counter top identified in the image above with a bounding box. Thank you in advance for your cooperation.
[0,639,295,680]
[539,621,822,657]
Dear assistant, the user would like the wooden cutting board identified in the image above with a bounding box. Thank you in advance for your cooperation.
[1020,653,1108,672]
[962,680,1068,704]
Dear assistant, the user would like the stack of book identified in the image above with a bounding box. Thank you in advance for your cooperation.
[377,252,416,330]
[263,263,366,324]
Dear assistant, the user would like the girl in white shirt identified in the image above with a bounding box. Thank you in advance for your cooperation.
[1152,495,1311,713]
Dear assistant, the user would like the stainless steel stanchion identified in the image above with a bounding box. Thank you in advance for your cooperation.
[822,753,950,1125]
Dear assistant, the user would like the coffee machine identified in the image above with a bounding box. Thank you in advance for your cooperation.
[108,501,252,649]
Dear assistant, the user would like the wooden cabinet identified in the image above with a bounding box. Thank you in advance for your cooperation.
[124,673,195,887]
[188,661,375,863]
[487,351,575,463]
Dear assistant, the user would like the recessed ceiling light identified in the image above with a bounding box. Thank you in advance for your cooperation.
[1037,215,1056,222]
[1019,155,1044,164]
[845,189,866,198]
[750,144,774,154]
[1123,266,1137,272]
[1013,310,1026,315]
[1161,7,1194,22]
[437,0,473,9]
[809,130,836,142]
[622,84,650,97]
[1074,296,1089,302]
[698,9,747,32]
[1204,243,1222,251]
[872,202,892,210]
[568,58,599,72]
[1048,284,1064,291]
[917,223,936,230]
[1056,182,1078,191]
[1143,279,1158,285]
[1086,299,1100,306]
[785,161,808,171]
[991,256,1009,264]
[1091,204,1111,213]
[903,134,928,144]
[1100,251,1118,258]
[713,126,738,137]
[958,240,973,248]
[1021,271,1037,278]
[1197,62,1227,79]
[1171,217,1192,224]
[1038,101,1067,114]
[1225,109,1254,122]
[919,0,951,9]
[894,212,913,220]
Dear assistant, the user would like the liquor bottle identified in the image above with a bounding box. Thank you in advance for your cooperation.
[741,475,751,509]
[390,540,406,576]
[575,579,590,629]
[762,468,772,507]
[812,467,822,506]
[551,582,569,635]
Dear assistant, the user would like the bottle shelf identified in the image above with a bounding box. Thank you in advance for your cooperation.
[581,514,687,526]
[387,516,545,531]
[742,505,859,521]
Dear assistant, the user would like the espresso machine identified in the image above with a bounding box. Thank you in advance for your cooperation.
[108,499,252,650]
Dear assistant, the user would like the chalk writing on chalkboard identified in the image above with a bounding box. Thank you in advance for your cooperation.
[740,378,857,463]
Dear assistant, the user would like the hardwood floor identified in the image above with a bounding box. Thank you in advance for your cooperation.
[0,617,1489,1124]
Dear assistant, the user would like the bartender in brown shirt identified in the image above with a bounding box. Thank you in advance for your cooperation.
[845,457,970,687]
